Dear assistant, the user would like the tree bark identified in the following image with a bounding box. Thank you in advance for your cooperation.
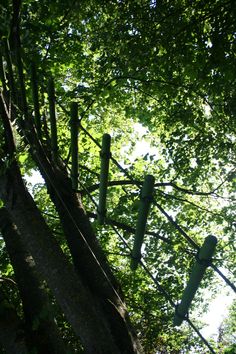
[2,83,143,352]
[0,288,28,354]
[0,207,69,354]
[0,162,125,353]
[0,97,138,353]
[23,121,143,353]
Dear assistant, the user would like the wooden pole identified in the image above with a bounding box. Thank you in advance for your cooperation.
[3,39,16,104]
[173,235,217,326]
[48,77,58,160]
[0,53,7,94]
[30,62,41,137]
[70,102,78,190]
[97,134,111,225]
[131,175,155,271]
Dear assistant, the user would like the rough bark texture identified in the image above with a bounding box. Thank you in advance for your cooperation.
[25,126,142,353]
[0,208,68,354]
[9,98,142,352]
[46,171,142,353]
[0,162,122,353]
[0,97,139,353]
[0,289,28,354]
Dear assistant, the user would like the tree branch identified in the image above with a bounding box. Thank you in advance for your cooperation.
[80,178,227,197]
[87,211,172,244]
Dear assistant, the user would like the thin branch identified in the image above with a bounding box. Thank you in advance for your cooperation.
[0,276,17,286]
[104,251,130,257]
[41,211,60,219]
[165,181,227,197]
[79,164,100,178]
[81,178,227,198]
[80,180,140,194]
[87,211,172,244]
[156,189,225,219]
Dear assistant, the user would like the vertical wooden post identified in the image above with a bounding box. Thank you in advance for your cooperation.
[70,102,78,191]
[0,54,7,93]
[3,39,16,104]
[131,174,155,271]
[97,134,111,225]
[30,62,41,138]
[48,77,58,160]
[173,235,217,326]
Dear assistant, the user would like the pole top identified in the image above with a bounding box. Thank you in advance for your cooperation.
[141,175,155,199]
[102,133,111,144]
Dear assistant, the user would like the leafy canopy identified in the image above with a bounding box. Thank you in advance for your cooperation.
[0,0,235,353]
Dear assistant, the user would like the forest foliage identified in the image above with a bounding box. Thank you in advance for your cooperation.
[0,0,235,353]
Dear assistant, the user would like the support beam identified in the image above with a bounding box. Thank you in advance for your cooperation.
[30,62,41,138]
[131,175,155,271]
[173,235,217,326]
[70,102,79,190]
[48,77,58,160]
[97,133,111,224]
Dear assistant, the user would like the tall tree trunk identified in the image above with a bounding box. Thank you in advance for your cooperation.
[0,207,69,354]
[0,163,125,353]
[0,97,140,353]
[0,58,142,351]
[43,169,142,353]
[1,5,143,346]
[22,110,142,353]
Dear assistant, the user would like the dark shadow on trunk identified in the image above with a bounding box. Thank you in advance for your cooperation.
[0,207,69,354]
[0,288,28,354]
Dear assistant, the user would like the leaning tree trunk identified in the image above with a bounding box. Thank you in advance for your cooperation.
[0,166,118,353]
[5,98,141,351]
[0,96,143,354]
[0,3,144,349]
[0,207,69,354]
[17,106,142,352]
[0,26,143,354]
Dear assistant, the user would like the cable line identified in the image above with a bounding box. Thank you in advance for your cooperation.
[153,200,199,250]
[152,200,236,293]
[30,116,220,354]
[211,264,236,293]
[79,124,236,293]
[34,154,128,311]
[4,40,222,353]
[79,122,139,184]
[43,96,233,351]
[79,171,231,354]
[76,179,217,353]
[108,223,217,354]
